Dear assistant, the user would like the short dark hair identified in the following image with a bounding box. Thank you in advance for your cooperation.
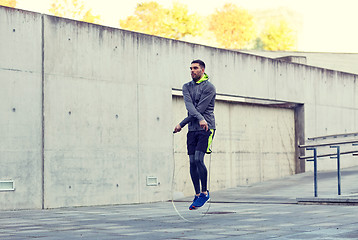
[191,59,205,69]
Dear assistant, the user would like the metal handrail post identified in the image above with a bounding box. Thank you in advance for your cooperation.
[307,147,318,197]
[330,146,341,195]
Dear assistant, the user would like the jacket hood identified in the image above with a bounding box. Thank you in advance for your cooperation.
[195,73,209,84]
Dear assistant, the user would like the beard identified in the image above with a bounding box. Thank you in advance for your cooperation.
[192,74,201,81]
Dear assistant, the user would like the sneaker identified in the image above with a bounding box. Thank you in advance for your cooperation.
[189,195,199,210]
[192,191,210,208]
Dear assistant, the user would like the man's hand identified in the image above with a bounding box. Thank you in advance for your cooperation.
[173,124,182,133]
[199,119,208,131]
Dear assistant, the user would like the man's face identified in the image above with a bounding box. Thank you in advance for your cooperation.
[190,63,204,81]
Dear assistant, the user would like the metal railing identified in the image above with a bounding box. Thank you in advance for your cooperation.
[299,139,358,197]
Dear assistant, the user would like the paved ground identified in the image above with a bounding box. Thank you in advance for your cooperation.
[1,166,358,239]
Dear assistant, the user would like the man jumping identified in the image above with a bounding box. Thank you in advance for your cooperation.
[173,59,216,210]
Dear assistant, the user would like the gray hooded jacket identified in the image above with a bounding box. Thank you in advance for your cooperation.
[180,73,216,131]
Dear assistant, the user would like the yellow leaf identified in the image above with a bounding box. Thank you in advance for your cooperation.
[0,0,16,8]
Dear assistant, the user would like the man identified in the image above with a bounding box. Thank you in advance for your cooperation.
[173,59,216,210]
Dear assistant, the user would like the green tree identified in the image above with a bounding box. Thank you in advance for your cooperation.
[209,3,256,49]
[49,0,101,24]
[260,19,296,51]
[252,37,264,50]
[119,1,202,40]
[0,0,16,7]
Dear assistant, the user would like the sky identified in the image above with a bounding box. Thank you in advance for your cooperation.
[15,0,358,53]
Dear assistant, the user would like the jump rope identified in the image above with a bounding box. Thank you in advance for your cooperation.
[171,132,212,222]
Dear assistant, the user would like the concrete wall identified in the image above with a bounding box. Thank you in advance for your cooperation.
[0,7,43,209]
[42,15,173,208]
[172,97,296,197]
[240,50,358,75]
[1,6,358,209]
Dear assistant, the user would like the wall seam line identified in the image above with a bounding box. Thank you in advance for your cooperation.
[41,14,45,210]
[137,83,141,203]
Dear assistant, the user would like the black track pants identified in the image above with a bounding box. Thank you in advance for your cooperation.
[189,151,207,194]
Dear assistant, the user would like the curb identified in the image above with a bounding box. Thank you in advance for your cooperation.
[297,197,358,205]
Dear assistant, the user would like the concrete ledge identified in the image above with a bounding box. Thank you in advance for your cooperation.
[297,197,358,205]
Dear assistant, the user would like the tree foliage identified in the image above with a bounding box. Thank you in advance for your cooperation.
[49,0,101,24]
[0,0,16,8]
[209,3,256,49]
[119,2,166,36]
[45,0,298,51]
[119,1,202,40]
[165,2,202,39]
[252,37,264,50]
[260,19,296,51]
